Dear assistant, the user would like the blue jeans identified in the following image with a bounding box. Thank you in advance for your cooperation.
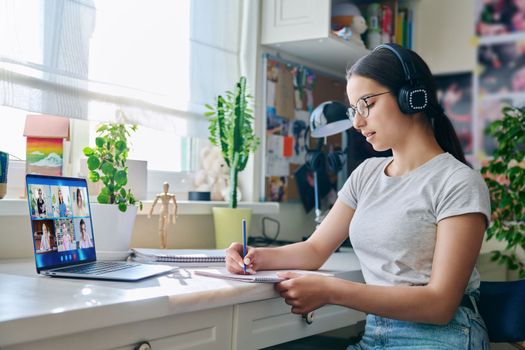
[347,306,490,349]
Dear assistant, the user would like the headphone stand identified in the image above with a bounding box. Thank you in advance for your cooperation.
[312,171,329,230]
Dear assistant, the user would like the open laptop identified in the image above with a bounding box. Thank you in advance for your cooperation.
[26,174,175,281]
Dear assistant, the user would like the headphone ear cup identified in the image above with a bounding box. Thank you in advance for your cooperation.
[398,85,429,114]
[305,150,325,171]
[397,86,412,114]
[327,150,346,173]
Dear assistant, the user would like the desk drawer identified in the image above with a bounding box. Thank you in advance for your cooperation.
[233,297,365,350]
[4,306,232,350]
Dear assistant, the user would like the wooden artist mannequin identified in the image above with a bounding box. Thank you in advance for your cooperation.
[148,182,177,249]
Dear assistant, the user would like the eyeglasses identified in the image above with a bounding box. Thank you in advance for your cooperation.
[346,91,391,123]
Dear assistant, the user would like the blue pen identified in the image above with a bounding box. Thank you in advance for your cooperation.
[242,218,247,273]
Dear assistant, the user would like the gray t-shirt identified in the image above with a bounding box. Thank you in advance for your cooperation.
[338,153,491,292]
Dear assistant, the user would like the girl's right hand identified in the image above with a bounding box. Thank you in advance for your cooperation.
[225,242,258,274]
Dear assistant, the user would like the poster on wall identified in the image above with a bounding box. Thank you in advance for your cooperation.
[477,40,525,95]
[475,0,525,36]
[435,72,474,155]
[473,0,525,163]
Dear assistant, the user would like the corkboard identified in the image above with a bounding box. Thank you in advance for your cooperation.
[264,56,347,203]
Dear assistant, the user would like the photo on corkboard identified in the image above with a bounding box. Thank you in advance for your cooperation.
[267,176,288,202]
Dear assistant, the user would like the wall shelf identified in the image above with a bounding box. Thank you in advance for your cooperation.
[264,34,370,75]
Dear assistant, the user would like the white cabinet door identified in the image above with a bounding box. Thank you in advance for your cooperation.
[232,297,365,350]
[261,0,331,44]
[4,306,233,350]
[261,0,369,74]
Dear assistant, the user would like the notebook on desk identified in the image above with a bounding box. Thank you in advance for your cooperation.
[25,174,174,281]
[131,248,226,267]
[194,268,333,283]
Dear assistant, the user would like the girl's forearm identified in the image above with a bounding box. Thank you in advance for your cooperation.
[255,241,327,271]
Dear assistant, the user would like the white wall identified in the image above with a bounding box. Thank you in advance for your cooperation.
[413,0,476,74]
[132,203,316,249]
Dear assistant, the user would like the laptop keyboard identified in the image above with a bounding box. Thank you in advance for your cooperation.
[54,261,140,275]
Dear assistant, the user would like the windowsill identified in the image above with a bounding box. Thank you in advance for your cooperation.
[139,200,279,215]
[0,199,280,217]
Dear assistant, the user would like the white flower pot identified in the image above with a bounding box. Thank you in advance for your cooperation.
[90,204,137,259]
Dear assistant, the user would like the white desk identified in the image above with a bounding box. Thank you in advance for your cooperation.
[0,250,364,350]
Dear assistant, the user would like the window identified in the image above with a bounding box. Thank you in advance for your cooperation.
[0,106,28,161]
[1,0,253,200]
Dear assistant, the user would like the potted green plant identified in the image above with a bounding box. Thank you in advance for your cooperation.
[83,123,142,212]
[205,76,260,248]
[481,106,525,279]
[82,122,143,256]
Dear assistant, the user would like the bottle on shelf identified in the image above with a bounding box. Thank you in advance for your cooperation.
[366,3,382,49]
[380,3,393,44]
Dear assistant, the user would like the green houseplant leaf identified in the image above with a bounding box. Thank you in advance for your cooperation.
[205,76,260,208]
[481,106,525,279]
[82,121,141,212]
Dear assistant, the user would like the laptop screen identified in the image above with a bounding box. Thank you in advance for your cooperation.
[26,174,96,272]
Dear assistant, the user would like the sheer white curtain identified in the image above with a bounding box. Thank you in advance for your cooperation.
[0,0,243,138]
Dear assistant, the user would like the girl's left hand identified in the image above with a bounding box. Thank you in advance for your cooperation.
[274,272,332,314]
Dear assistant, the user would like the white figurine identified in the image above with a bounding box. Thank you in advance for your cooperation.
[148,182,177,249]
[349,15,368,47]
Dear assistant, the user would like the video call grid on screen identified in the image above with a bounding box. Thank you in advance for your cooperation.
[26,175,97,270]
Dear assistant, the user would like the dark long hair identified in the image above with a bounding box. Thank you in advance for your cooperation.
[346,47,469,167]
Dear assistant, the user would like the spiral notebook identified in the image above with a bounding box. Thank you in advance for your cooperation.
[131,248,226,266]
[194,268,333,283]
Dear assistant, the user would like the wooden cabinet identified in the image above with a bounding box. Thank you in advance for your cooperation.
[261,0,370,74]
[3,299,364,350]
[3,306,233,350]
[232,297,365,350]
[262,0,332,44]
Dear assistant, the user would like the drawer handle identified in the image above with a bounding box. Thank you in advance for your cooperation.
[135,341,152,350]
[302,311,314,324]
